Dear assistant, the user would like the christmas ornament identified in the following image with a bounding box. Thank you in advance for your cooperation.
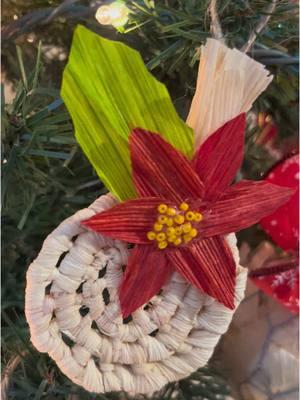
[250,154,299,313]
[251,259,299,313]
[25,26,292,394]
[260,154,299,251]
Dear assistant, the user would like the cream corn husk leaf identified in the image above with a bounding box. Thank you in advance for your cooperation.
[187,39,273,148]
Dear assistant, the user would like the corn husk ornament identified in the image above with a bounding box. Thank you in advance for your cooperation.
[25,26,293,394]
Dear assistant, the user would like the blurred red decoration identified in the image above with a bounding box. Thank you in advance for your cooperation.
[250,257,299,313]
[251,154,299,313]
[260,154,299,251]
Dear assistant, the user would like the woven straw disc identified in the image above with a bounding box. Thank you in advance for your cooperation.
[25,194,247,394]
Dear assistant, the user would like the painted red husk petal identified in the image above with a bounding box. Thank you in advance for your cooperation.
[119,244,173,317]
[194,114,246,201]
[130,128,204,202]
[167,236,236,309]
[82,197,166,244]
[201,180,294,237]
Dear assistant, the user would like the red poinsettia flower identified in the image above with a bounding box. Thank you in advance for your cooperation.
[83,114,293,317]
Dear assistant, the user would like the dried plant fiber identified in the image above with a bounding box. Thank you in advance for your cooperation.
[187,39,273,148]
[25,194,247,394]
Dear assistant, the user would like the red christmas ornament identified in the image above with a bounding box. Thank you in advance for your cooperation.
[252,154,299,313]
[251,259,299,314]
[260,154,299,251]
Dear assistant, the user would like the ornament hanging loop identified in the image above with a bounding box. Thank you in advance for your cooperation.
[209,0,225,44]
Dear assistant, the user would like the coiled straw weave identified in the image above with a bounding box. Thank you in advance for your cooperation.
[25,194,247,394]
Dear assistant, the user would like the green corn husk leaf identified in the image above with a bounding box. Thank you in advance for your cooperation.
[61,25,194,201]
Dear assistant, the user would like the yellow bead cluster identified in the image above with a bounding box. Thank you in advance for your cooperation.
[147,202,203,249]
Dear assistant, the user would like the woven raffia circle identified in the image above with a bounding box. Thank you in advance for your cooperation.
[25,194,247,394]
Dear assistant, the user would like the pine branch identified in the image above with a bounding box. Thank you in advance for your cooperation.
[241,0,278,53]
[2,1,97,41]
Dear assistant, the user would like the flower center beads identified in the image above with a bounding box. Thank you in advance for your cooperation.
[147,202,203,249]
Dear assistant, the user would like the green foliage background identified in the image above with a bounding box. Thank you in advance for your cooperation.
[1,1,298,399]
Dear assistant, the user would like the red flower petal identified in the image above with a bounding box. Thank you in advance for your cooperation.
[130,128,204,202]
[82,197,166,244]
[119,244,173,317]
[194,114,246,201]
[201,180,294,237]
[167,236,236,309]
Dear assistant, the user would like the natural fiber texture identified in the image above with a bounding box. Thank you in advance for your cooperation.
[61,25,194,202]
[187,39,273,148]
[25,194,247,394]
